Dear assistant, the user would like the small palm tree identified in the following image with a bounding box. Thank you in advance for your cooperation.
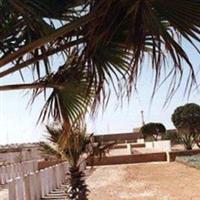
[41,124,89,200]
[41,123,115,200]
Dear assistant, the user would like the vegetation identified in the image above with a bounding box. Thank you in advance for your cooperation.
[1,2,200,199]
[140,122,166,141]
[41,124,90,200]
[0,1,200,133]
[171,103,200,150]
[41,123,114,200]
[162,130,180,145]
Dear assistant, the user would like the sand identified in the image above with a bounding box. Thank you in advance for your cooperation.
[87,162,200,200]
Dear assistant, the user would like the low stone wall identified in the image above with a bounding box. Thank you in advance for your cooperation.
[170,149,200,161]
[88,152,167,166]
[38,160,62,170]
[88,149,200,166]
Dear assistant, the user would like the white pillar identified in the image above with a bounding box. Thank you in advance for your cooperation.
[127,144,133,155]
[44,169,50,196]
[48,167,53,192]
[10,165,15,180]
[24,175,31,200]
[34,171,42,200]
[39,170,46,198]
[17,163,24,177]
[22,162,26,176]
[25,173,36,200]
[55,165,60,188]
[0,166,5,185]
[52,166,57,190]
[8,179,16,200]
[15,177,25,200]
[6,165,12,182]
[166,151,170,162]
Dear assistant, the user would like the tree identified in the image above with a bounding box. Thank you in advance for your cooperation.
[171,103,200,150]
[41,123,115,200]
[140,122,166,141]
[41,124,90,200]
[0,1,200,131]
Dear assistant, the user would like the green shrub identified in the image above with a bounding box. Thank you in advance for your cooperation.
[162,129,180,144]
[171,103,200,150]
[140,122,166,141]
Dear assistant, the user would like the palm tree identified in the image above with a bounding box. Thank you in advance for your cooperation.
[0,1,200,127]
[41,123,115,200]
[41,123,90,200]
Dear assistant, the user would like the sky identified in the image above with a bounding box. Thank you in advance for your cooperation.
[0,41,200,145]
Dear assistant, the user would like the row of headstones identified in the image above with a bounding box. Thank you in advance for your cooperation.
[7,162,68,200]
[0,160,38,185]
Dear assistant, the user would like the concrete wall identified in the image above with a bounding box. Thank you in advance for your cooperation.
[94,132,142,144]
[94,129,177,144]
[114,143,145,149]
[88,149,200,166]
[88,152,167,165]
[169,149,200,161]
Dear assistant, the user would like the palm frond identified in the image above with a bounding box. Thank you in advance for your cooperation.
[40,142,62,160]
[0,0,200,128]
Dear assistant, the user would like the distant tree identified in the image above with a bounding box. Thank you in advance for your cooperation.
[140,123,166,141]
[171,103,200,150]
[162,129,180,145]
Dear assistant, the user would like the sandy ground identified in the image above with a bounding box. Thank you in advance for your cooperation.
[87,162,200,200]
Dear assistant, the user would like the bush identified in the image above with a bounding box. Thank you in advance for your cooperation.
[162,129,180,145]
[171,103,200,150]
[140,122,166,141]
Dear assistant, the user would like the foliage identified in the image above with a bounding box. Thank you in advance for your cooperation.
[140,122,166,141]
[41,123,115,200]
[1,0,200,130]
[162,130,180,145]
[171,103,200,150]
[41,123,90,199]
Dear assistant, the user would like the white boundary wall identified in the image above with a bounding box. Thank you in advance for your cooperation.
[6,162,68,200]
[0,160,38,185]
[145,140,171,151]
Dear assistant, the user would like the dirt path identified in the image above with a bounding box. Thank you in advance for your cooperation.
[87,162,200,200]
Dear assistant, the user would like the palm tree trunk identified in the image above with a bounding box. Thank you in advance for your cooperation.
[66,166,89,200]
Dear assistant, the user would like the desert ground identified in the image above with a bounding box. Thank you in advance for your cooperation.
[87,162,200,200]
[1,161,200,200]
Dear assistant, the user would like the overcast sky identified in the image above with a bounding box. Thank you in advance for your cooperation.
[0,40,200,144]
